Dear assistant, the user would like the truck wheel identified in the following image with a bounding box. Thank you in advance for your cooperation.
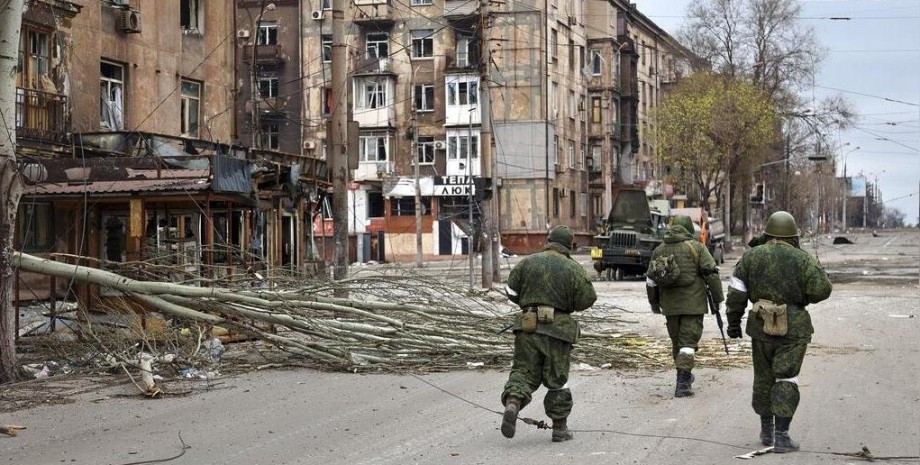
[605,268,614,281]
[715,244,725,264]
[613,267,624,281]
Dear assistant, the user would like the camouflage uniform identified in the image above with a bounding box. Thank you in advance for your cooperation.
[646,216,723,396]
[501,226,596,441]
[726,221,832,451]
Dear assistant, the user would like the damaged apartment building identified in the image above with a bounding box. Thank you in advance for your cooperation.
[14,0,329,314]
[288,0,696,257]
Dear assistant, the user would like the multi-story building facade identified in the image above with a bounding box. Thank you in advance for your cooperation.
[15,0,329,311]
[293,0,693,256]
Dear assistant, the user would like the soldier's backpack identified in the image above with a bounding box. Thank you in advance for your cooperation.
[647,253,681,286]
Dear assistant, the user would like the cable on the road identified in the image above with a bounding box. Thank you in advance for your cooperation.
[409,374,920,462]
[117,432,190,465]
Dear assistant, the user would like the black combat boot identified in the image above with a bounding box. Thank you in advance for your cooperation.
[501,397,520,438]
[551,418,574,442]
[759,416,774,446]
[674,370,694,398]
[773,417,800,453]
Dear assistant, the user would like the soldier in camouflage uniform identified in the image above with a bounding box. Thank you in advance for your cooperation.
[726,211,832,453]
[501,225,597,442]
[646,215,724,397]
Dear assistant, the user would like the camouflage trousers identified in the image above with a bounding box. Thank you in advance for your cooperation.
[751,338,808,418]
[665,314,704,371]
[501,332,573,421]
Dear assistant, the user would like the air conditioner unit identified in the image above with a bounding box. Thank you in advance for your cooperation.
[311,10,324,20]
[304,140,317,150]
[237,29,250,39]
[433,141,446,150]
[118,9,142,33]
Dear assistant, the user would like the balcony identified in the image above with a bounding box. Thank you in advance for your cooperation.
[352,2,393,26]
[445,51,480,71]
[353,56,395,76]
[15,87,69,145]
[243,44,285,65]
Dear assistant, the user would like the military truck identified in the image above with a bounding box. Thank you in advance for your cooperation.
[591,188,667,280]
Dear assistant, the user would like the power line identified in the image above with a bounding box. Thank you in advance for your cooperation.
[814,84,920,107]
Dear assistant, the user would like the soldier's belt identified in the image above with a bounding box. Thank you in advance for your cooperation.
[523,305,565,325]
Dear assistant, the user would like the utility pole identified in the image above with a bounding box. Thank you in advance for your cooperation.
[478,0,494,288]
[330,0,349,286]
[412,67,423,267]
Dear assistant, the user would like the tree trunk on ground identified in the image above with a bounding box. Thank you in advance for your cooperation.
[0,0,26,385]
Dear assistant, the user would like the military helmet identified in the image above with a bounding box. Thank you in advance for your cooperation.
[547,225,574,249]
[764,211,799,238]
[670,215,694,234]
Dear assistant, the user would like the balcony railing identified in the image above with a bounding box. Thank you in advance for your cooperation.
[15,87,69,144]
[243,44,285,64]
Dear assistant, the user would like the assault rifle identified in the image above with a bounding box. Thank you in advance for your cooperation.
[705,283,729,355]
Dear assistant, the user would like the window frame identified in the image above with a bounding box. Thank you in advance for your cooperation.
[359,134,390,162]
[260,121,280,150]
[410,0,433,5]
[591,96,602,123]
[366,32,389,59]
[180,79,201,138]
[417,136,435,165]
[257,21,278,45]
[100,60,125,130]
[322,35,332,62]
[258,76,279,98]
[414,84,435,112]
[591,50,602,76]
[410,29,434,59]
[446,131,479,160]
[180,0,202,33]
[446,78,478,106]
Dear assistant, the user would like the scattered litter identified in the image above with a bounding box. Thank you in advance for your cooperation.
[862,270,869,275]
[889,314,915,318]
[572,362,597,371]
[33,365,50,379]
[735,446,773,459]
[0,425,27,437]
[466,362,485,369]
[832,236,854,245]
[202,337,225,363]
[600,363,612,369]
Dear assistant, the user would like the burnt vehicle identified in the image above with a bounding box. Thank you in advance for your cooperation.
[591,189,668,280]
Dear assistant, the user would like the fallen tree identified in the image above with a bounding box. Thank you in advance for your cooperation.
[13,252,750,375]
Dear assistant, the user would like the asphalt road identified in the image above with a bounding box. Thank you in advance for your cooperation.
[2,231,918,465]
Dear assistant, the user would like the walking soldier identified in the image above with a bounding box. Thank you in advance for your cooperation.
[646,215,724,397]
[726,211,833,453]
[501,226,597,442]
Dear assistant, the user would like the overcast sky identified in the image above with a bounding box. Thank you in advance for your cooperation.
[633,0,920,226]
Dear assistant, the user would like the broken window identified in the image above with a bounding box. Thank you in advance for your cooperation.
[570,191,576,218]
[359,134,389,162]
[552,188,560,217]
[591,96,601,123]
[417,136,435,164]
[257,21,278,45]
[20,29,49,89]
[591,50,602,75]
[414,84,434,112]
[322,35,332,62]
[411,29,434,59]
[102,215,127,265]
[100,60,125,130]
[18,203,54,252]
[365,32,389,59]
[260,121,280,150]
[180,79,201,138]
[355,77,388,110]
[258,76,279,98]
[180,0,201,32]
[446,77,478,106]
[321,86,332,115]
[367,191,385,218]
[455,34,478,67]
[391,197,431,216]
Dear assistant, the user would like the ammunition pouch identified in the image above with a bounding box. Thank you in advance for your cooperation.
[522,305,556,333]
[522,308,537,333]
[753,299,788,336]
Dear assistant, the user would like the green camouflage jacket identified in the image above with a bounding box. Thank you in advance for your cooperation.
[506,242,597,344]
[726,239,832,341]
[646,225,724,315]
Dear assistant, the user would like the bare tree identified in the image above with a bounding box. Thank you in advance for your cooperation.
[0,0,26,384]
